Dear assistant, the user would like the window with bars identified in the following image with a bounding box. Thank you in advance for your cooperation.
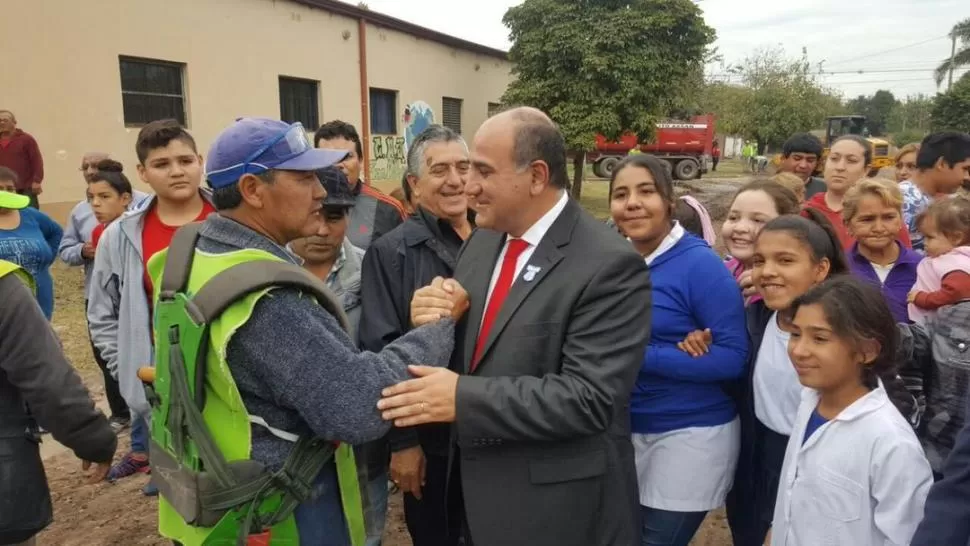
[487,102,503,117]
[119,56,186,127]
[369,88,397,134]
[442,97,463,134]
[279,77,320,130]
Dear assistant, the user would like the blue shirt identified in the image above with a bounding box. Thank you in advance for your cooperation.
[802,408,828,444]
[899,180,931,253]
[631,232,749,434]
[0,208,63,318]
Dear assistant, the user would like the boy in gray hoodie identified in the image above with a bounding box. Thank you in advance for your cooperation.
[87,120,216,489]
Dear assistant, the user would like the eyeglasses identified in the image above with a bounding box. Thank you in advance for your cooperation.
[207,122,311,186]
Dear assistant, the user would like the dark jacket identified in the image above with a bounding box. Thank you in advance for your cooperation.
[912,400,970,546]
[725,301,776,542]
[358,207,469,472]
[0,129,44,189]
[0,274,117,544]
[346,181,407,250]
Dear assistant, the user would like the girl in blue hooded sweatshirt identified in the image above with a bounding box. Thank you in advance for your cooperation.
[610,154,749,546]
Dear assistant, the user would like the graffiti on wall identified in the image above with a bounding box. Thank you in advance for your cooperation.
[369,101,436,182]
[370,135,407,182]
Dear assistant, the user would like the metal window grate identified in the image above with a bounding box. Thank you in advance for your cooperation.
[442,97,463,134]
[119,56,186,127]
[487,102,503,117]
[370,89,398,134]
[279,77,320,130]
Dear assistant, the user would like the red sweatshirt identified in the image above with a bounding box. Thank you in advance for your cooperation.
[0,129,44,190]
[804,192,912,252]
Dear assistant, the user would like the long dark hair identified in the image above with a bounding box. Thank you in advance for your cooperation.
[788,276,915,419]
[758,208,848,276]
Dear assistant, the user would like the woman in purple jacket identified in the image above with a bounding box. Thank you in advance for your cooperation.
[842,178,921,323]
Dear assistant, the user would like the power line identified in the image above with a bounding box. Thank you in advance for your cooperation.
[821,35,950,67]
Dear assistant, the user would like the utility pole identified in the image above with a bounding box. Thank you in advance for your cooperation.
[949,31,957,91]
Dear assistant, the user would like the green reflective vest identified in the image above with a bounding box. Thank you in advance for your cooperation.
[0,260,35,292]
[147,246,364,545]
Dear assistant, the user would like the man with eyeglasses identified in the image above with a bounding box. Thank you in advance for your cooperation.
[59,153,149,434]
[146,118,458,545]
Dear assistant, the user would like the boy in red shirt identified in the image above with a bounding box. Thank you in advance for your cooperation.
[87,120,214,493]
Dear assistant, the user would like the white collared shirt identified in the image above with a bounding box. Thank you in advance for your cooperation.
[483,190,570,311]
[771,384,932,546]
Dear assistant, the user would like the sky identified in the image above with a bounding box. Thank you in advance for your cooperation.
[347,0,969,100]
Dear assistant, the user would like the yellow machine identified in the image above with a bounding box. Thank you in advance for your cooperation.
[821,115,892,177]
[772,115,893,177]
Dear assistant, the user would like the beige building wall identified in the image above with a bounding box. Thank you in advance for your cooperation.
[1,0,510,221]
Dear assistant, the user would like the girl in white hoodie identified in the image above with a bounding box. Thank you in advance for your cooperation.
[772,276,933,546]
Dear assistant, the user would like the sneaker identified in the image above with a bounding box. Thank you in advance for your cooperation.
[107,452,150,482]
[109,416,130,434]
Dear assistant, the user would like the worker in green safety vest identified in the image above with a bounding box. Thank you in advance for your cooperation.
[146,118,459,545]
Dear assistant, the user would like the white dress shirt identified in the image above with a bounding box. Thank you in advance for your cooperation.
[771,384,933,546]
[482,190,570,315]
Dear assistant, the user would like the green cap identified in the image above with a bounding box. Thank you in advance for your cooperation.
[0,191,29,210]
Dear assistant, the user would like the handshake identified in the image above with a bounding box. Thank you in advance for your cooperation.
[410,276,470,327]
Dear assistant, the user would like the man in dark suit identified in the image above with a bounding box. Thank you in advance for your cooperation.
[377,107,652,546]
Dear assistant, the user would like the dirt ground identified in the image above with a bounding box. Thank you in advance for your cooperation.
[36,175,745,545]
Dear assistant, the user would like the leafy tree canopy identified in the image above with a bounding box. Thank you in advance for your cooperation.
[931,72,970,132]
[502,0,715,152]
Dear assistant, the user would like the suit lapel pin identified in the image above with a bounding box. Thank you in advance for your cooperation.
[523,264,541,282]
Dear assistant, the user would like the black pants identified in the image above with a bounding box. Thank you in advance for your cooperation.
[86,300,129,420]
[404,453,458,546]
[15,189,39,209]
[726,420,789,546]
[712,157,719,171]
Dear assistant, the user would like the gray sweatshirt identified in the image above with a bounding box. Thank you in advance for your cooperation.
[57,191,151,293]
[189,215,455,469]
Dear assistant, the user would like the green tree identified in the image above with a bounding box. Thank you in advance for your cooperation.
[936,18,970,88]
[887,94,933,135]
[846,90,897,136]
[502,0,715,198]
[702,47,843,152]
[931,72,970,132]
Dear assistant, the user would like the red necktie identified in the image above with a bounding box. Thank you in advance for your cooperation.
[471,238,530,371]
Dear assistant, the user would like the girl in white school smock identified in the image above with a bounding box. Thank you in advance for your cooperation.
[772,276,932,546]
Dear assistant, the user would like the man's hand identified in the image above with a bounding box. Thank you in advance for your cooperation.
[410,277,469,327]
[81,242,96,260]
[390,446,426,500]
[31,182,43,195]
[678,328,712,357]
[82,459,111,484]
[378,366,459,427]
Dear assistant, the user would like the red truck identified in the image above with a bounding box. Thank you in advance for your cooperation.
[586,114,716,180]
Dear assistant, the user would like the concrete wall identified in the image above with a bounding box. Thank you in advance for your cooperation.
[1,0,511,217]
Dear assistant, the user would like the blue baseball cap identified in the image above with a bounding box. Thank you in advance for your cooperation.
[205,118,348,189]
